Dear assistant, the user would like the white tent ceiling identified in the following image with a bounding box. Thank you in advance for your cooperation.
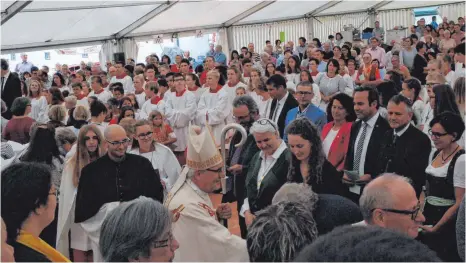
[1,0,463,53]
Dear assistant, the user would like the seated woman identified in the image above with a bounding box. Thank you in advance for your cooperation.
[1,162,70,262]
[118,106,136,124]
[2,97,35,144]
[321,93,356,171]
[100,197,179,262]
[130,120,180,192]
[286,118,346,196]
[57,125,105,262]
[421,112,465,262]
[149,110,177,148]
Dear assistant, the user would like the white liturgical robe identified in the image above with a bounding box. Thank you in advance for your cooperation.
[164,90,196,152]
[196,87,231,146]
[165,168,248,262]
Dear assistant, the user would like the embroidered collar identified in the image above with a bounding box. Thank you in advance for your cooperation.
[94,88,104,95]
[176,89,186,97]
[188,86,199,91]
[209,85,222,93]
[151,96,162,104]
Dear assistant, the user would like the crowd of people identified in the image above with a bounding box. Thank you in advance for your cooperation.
[0,15,465,262]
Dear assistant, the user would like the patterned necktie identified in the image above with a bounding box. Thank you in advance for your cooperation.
[353,123,368,172]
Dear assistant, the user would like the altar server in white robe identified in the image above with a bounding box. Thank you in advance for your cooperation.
[56,124,105,261]
[165,73,196,165]
[196,70,231,146]
[88,76,112,104]
[130,120,181,191]
[224,67,247,122]
[141,81,166,116]
[165,124,248,262]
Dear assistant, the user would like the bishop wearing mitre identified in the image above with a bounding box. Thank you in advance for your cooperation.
[165,125,248,262]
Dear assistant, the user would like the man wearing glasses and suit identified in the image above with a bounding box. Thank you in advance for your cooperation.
[75,125,164,262]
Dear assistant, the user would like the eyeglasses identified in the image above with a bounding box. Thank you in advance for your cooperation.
[106,138,131,146]
[296,91,313,96]
[153,232,174,249]
[428,129,449,139]
[256,119,278,130]
[137,131,153,140]
[371,201,422,221]
[232,115,250,121]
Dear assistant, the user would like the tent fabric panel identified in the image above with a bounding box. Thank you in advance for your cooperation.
[1,5,159,46]
[317,0,383,16]
[52,5,160,41]
[379,0,462,10]
[377,9,414,33]
[312,12,371,41]
[230,18,308,52]
[1,1,15,12]
[238,1,328,24]
[22,1,154,11]
[131,1,261,34]
[1,9,92,46]
[438,2,466,21]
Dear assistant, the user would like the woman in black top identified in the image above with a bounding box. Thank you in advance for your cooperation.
[286,118,346,196]
[411,41,428,84]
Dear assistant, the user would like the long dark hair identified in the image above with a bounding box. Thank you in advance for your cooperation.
[287,55,301,74]
[51,72,66,87]
[376,80,400,107]
[118,106,135,124]
[285,118,325,185]
[20,124,63,165]
[326,93,357,122]
[230,50,240,61]
[312,38,322,48]
[433,84,460,117]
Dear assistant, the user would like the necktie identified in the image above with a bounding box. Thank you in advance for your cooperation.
[272,103,280,122]
[1,77,4,91]
[353,123,368,172]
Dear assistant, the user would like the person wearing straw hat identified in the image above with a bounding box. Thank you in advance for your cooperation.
[165,124,248,262]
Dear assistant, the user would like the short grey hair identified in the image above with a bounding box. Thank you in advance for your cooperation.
[272,183,319,211]
[359,173,412,223]
[100,197,171,262]
[232,95,259,115]
[250,118,278,135]
[296,81,314,91]
[247,201,318,262]
[55,127,77,147]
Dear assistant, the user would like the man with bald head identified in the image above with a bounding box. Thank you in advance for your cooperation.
[358,173,425,238]
[75,124,164,261]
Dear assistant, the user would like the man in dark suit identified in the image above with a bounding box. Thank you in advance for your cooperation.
[265,74,298,137]
[344,86,390,203]
[222,95,260,238]
[376,95,430,197]
[242,118,291,228]
[1,59,22,120]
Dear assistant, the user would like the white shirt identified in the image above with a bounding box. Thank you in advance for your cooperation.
[354,112,380,176]
[271,92,289,122]
[394,122,411,137]
[110,76,134,94]
[88,89,112,104]
[1,71,10,91]
[323,128,339,157]
[240,140,288,217]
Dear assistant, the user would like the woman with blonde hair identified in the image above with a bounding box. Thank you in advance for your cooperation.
[56,124,105,262]
[70,105,90,135]
[132,74,147,108]
[28,79,48,122]
[47,105,67,129]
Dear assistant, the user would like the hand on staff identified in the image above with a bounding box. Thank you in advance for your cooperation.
[227,164,243,173]
[216,203,232,219]
[245,210,256,226]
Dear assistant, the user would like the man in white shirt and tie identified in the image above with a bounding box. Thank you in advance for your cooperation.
[265,75,298,138]
[343,86,390,203]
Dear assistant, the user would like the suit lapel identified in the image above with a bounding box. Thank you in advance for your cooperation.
[257,153,286,196]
